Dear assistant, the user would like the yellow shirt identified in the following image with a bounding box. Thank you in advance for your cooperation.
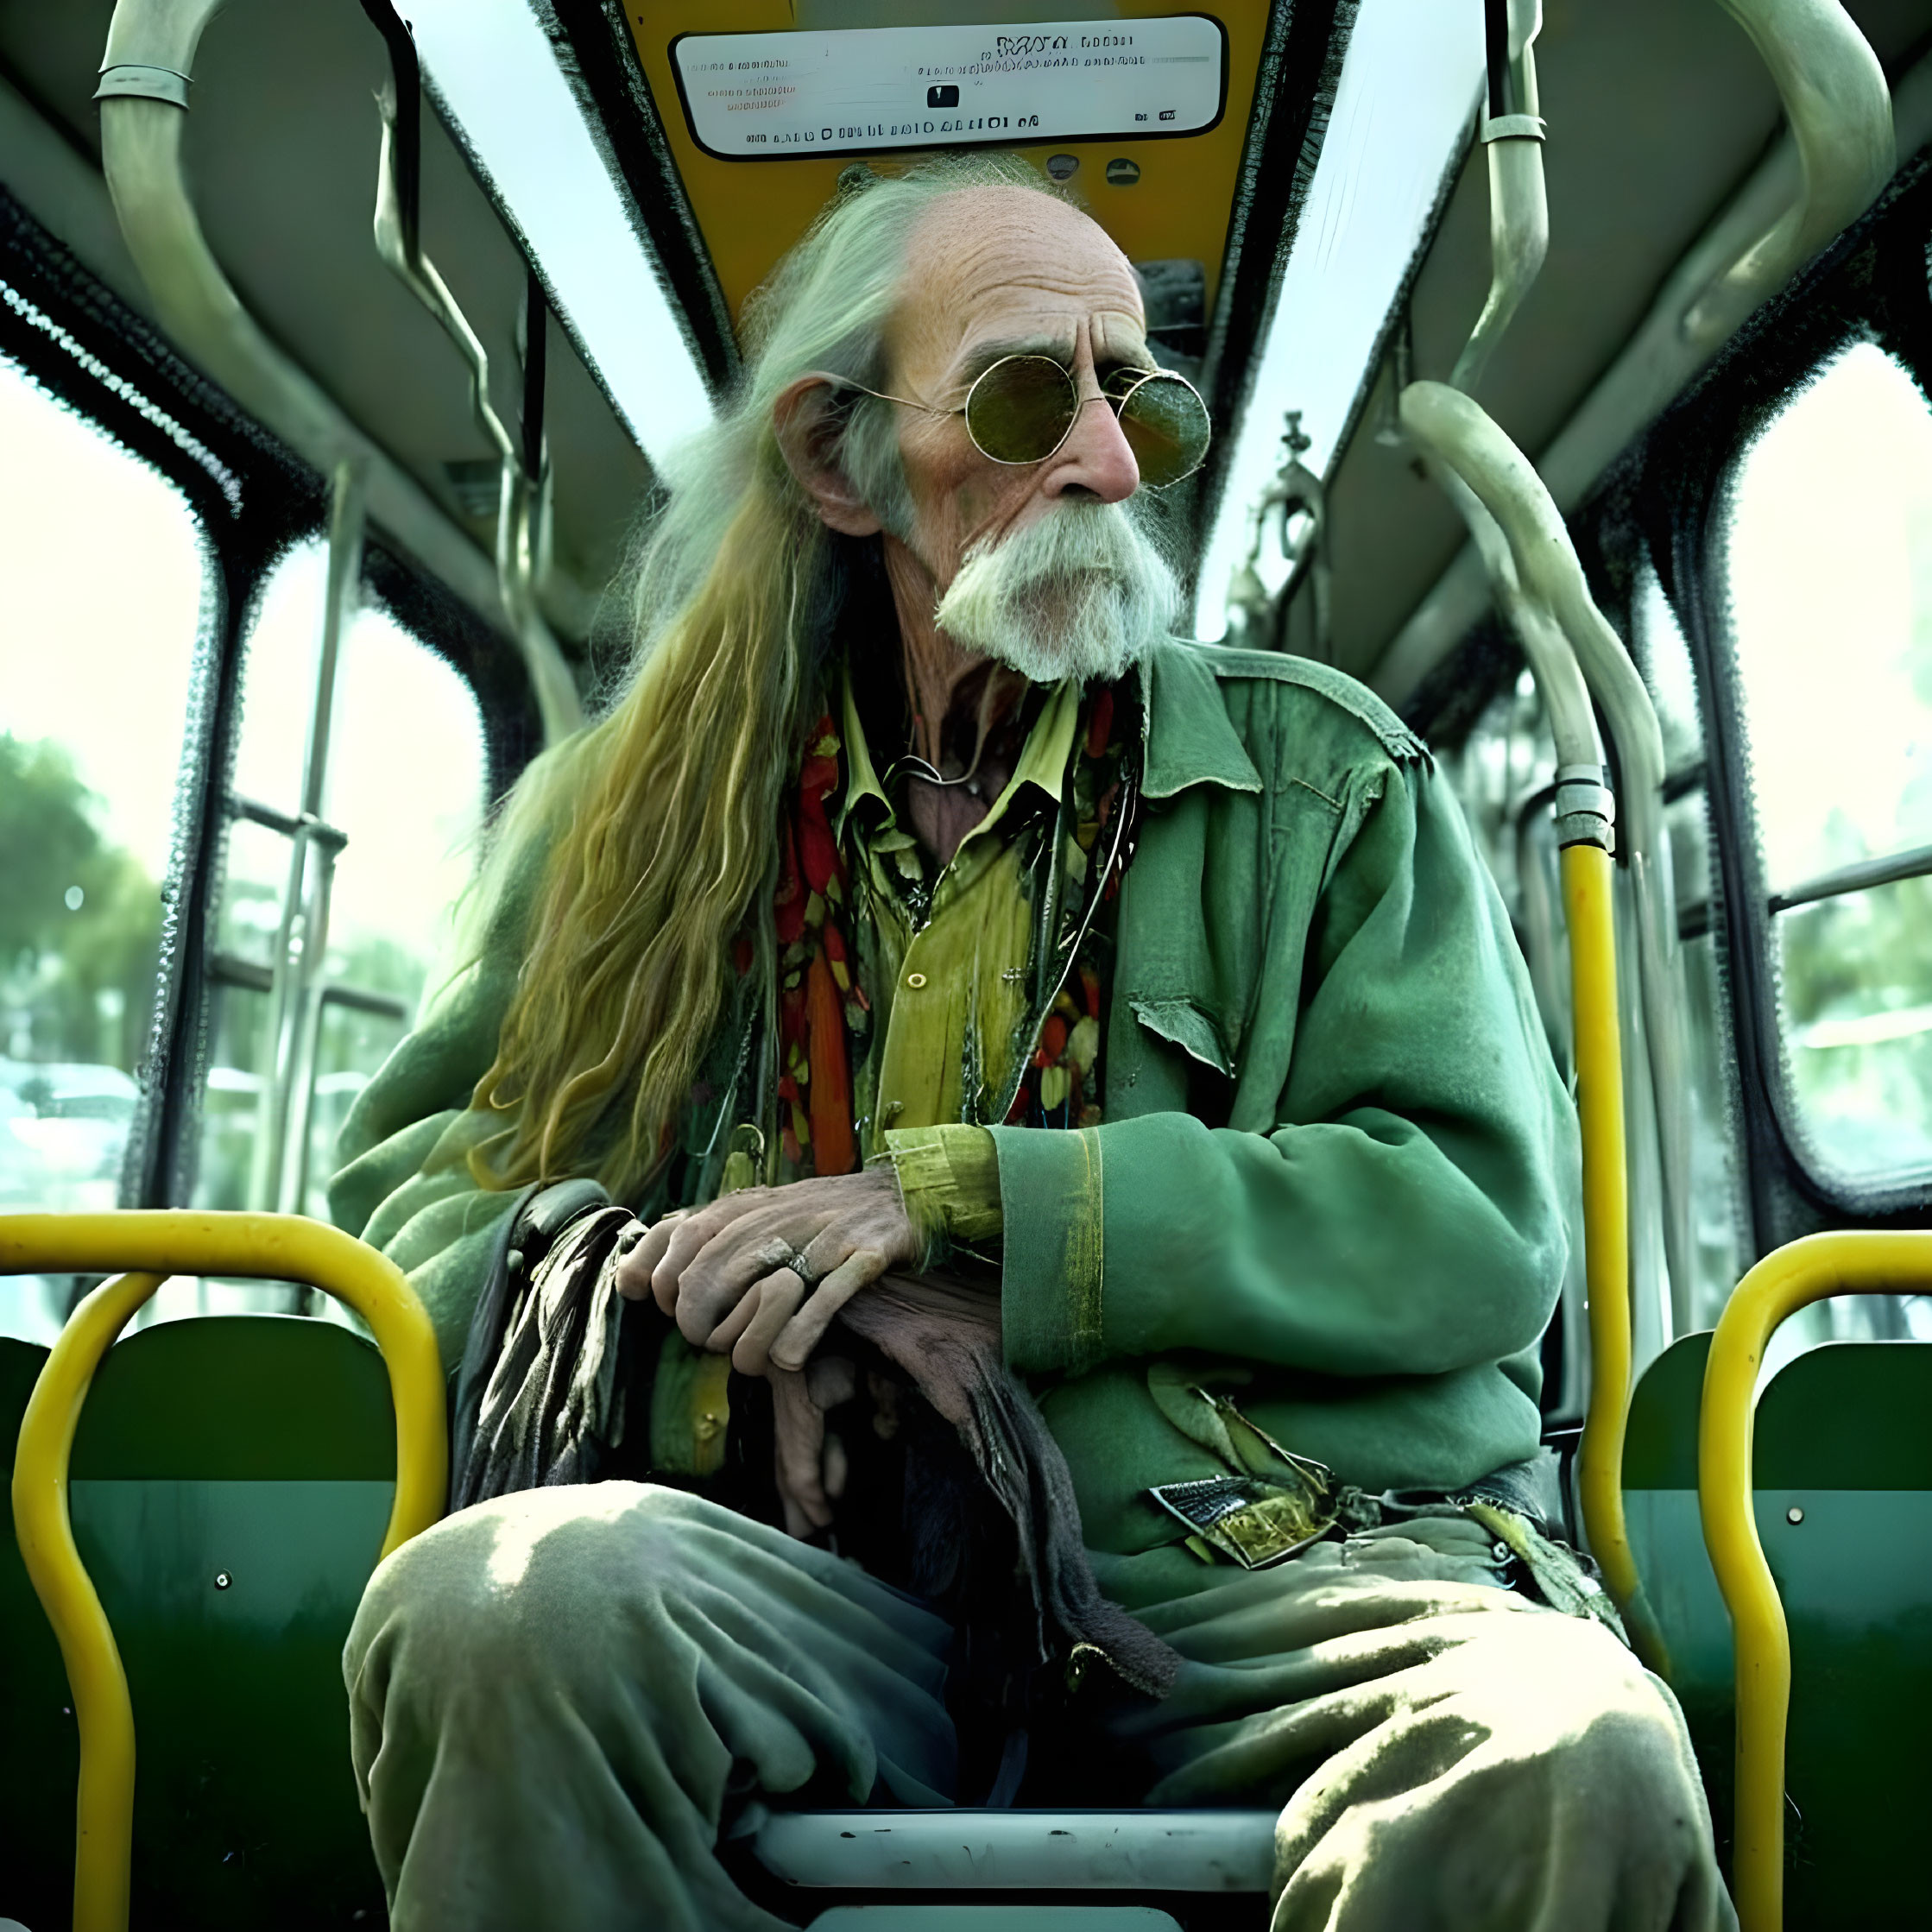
[842,671,1084,1251]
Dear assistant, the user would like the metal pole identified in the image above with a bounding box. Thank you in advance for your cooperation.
[247,462,364,1211]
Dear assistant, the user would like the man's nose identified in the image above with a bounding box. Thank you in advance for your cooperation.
[1041,391,1141,503]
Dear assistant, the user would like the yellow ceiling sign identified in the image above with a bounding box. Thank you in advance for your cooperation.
[670,17,1228,158]
[622,3,1273,332]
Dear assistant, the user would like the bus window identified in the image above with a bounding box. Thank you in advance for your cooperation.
[0,354,205,1339]
[1630,564,1741,1330]
[296,583,488,1219]
[1632,563,1706,789]
[194,540,487,1245]
[1723,342,1932,1189]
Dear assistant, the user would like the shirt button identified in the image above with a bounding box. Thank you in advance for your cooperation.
[906,971,927,988]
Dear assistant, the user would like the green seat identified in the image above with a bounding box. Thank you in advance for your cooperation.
[23,1308,1923,1928]
[2,1317,395,1930]
[1624,1333,1932,1929]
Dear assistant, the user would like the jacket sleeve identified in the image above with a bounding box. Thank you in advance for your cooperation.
[326,955,524,1371]
[327,801,556,1372]
[992,755,1576,1383]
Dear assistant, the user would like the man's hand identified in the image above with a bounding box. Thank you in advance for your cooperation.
[768,1355,859,1537]
[615,1166,921,1376]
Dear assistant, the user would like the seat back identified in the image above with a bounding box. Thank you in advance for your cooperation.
[1,1336,73,1931]
[1624,1332,1932,1928]
[3,1317,395,1930]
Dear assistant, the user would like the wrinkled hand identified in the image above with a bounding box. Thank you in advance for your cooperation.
[614,1166,921,1377]
[769,1355,862,1537]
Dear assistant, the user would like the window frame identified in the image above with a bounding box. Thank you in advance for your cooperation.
[203,536,503,1220]
[1575,145,1932,1253]
[0,185,544,1215]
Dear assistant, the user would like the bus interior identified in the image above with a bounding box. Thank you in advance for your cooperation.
[3,1,1931,1928]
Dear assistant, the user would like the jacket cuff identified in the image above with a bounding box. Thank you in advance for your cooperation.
[882,1124,1004,1263]
[988,1122,1104,1377]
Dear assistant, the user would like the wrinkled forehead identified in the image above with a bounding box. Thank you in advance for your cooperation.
[887,186,1148,388]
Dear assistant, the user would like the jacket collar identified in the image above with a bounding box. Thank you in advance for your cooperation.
[1138,641,1263,800]
[836,637,1259,821]
[836,666,1081,842]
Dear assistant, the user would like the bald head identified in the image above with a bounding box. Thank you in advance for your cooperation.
[887,186,1149,398]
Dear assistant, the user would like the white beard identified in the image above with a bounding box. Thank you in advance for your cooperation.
[931,500,1179,685]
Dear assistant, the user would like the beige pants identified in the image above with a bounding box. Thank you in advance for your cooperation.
[344,1482,1733,1931]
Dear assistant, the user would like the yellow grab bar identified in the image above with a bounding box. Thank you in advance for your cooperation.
[5,1211,447,1932]
[13,1270,160,1932]
[1700,1230,1932,1932]
[1561,840,1673,1676]
[1569,854,1676,1669]
[1563,843,1635,1600]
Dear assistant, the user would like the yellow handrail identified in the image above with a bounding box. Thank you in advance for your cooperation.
[1563,844,1635,1598]
[5,1211,447,1932]
[1699,1229,1932,1932]
[1561,840,1674,1677]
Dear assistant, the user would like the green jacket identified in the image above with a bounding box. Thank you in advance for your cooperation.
[329,640,1575,1559]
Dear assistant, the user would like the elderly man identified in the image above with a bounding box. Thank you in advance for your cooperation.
[331,158,1728,1930]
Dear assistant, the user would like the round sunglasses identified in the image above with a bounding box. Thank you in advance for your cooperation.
[840,352,1212,489]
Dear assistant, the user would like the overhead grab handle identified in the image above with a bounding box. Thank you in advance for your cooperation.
[92,0,221,108]
[1398,382,1599,770]
[1684,0,1892,348]
[1452,0,1548,395]
[360,0,582,744]
[89,0,552,697]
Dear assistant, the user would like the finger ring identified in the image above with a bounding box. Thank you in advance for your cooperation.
[752,1236,817,1285]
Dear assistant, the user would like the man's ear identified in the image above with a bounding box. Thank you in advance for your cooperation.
[773,376,885,537]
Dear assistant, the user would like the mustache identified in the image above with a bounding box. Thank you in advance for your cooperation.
[931,499,1179,685]
[957,498,1159,581]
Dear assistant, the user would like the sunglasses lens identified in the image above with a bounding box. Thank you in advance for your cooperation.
[1117,373,1211,487]
[964,356,1079,463]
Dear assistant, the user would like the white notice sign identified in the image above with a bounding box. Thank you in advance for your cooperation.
[670,16,1227,161]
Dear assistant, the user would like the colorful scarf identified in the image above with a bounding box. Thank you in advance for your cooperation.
[768,684,1138,1179]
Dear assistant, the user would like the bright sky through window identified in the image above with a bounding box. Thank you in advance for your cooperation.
[229,541,486,993]
[0,355,485,1012]
[0,361,201,881]
[1194,0,1484,642]
[1727,340,1932,893]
